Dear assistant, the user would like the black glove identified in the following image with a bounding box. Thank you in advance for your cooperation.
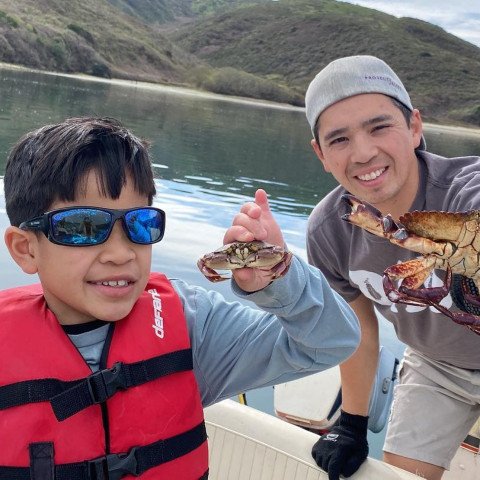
[311,410,369,480]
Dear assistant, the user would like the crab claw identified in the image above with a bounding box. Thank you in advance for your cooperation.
[341,194,393,237]
[342,194,383,218]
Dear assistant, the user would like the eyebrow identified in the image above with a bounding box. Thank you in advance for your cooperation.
[323,114,395,143]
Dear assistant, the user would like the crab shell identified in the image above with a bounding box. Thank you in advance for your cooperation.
[197,240,292,283]
[342,194,480,334]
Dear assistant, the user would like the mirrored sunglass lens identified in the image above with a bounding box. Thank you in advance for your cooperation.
[51,209,112,245]
[125,209,163,244]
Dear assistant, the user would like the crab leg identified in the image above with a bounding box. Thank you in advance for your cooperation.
[385,266,451,305]
[197,260,230,283]
[258,251,293,280]
[385,257,436,290]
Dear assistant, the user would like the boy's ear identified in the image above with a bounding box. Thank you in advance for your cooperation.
[4,226,39,274]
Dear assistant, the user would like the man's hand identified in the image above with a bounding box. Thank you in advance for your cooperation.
[224,189,287,292]
[311,410,369,480]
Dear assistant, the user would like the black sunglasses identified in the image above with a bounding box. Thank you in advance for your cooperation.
[19,206,166,246]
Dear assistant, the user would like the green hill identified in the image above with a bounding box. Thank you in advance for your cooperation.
[0,0,198,83]
[1,0,480,127]
[0,0,299,104]
[106,0,193,24]
[168,0,480,126]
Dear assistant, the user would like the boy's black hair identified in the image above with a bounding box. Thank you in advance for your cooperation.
[4,116,157,226]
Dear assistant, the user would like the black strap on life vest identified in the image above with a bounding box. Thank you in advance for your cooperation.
[0,421,207,480]
[0,348,193,421]
[29,443,54,480]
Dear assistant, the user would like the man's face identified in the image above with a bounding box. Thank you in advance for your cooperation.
[311,93,423,217]
[30,171,153,325]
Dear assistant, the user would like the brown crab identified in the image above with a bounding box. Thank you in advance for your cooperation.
[342,194,480,334]
[197,240,293,283]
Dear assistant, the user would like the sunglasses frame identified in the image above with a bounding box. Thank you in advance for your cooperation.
[19,206,166,246]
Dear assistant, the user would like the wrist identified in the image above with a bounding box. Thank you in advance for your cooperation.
[339,409,369,434]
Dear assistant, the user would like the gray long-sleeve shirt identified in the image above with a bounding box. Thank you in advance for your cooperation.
[68,255,360,406]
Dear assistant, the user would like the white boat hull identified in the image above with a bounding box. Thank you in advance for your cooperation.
[205,399,423,479]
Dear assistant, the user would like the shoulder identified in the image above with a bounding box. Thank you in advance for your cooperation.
[0,283,43,301]
[422,151,480,188]
[308,185,349,232]
[422,151,480,210]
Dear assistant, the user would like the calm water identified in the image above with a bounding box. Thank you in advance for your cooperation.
[1,67,480,459]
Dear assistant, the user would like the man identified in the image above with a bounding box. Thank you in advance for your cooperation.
[305,55,480,480]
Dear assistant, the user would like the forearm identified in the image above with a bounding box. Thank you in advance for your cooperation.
[175,256,360,405]
[233,255,360,354]
[340,295,379,415]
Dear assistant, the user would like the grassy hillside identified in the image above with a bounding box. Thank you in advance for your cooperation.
[0,0,198,83]
[1,0,480,126]
[169,0,480,126]
[0,0,299,104]
[106,0,272,23]
[106,0,193,24]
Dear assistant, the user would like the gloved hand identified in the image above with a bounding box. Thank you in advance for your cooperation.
[311,410,369,480]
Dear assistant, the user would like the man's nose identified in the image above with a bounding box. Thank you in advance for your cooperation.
[350,135,378,164]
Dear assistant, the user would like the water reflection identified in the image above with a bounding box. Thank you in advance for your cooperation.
[0,67,480,460]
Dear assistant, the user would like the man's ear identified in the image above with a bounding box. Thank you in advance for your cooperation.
[410,109,424,149]
[4,226,39,274]
[310,138,331,173]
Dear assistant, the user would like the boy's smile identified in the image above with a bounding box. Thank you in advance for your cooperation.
[26,170,153,325]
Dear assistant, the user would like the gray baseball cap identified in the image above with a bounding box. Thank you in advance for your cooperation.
[305,55,426,150]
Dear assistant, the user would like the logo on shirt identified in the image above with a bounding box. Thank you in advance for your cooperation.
[148,288,164,339]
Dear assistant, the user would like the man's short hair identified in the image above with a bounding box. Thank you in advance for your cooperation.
[4,117,156,226]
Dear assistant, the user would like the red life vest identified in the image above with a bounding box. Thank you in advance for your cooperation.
[0,273,208,479]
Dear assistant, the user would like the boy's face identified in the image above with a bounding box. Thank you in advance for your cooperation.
[27,171,153,325]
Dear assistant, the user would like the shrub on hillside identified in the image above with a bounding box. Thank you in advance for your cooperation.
[190,66,303,106]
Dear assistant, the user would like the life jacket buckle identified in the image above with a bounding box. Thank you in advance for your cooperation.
[87,361,127,404]
[88,446,139,480]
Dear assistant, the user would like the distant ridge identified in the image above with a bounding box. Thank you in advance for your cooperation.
[168,0,480,126]
[0,0,479,127]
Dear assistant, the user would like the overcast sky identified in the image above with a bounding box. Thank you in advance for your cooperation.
[339,0,480,47]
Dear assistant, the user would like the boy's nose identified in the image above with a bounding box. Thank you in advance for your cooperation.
[99,221,136,263]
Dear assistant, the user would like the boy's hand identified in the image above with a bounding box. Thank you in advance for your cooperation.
[224,189,287,292]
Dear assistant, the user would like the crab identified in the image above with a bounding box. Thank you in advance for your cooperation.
[197,240,293,283]
[342,194,480,335]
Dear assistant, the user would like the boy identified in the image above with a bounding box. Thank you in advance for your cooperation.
[0,117,359,479]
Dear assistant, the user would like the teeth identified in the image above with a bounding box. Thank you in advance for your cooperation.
[95,280,129,287]
[358,168,385,181]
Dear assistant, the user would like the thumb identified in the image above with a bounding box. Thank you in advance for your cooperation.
[255,189,272,217]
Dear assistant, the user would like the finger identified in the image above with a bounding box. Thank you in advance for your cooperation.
[223,225,254,244]
[254,189,272,216]
[343,453,366,477]
[327,457,342,480]
[240,201,262,219]
[231,210,268,241]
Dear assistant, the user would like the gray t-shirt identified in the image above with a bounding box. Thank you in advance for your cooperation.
[307,151,480,369]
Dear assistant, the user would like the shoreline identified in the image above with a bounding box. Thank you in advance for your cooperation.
[422,123,480,138]
[2,62,480,136]
[0,62,303,113]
